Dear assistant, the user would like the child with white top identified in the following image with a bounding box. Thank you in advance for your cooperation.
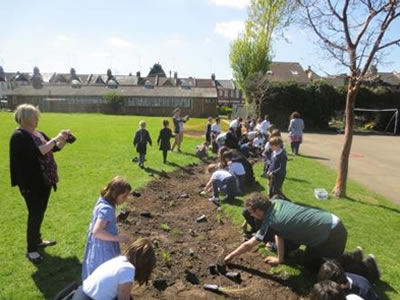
[222,150,246,193]
[211,117,222,153]
[202,163,238,205]
[73,239,156,300]
[252,132,265,154]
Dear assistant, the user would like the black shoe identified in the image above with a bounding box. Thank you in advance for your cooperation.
[26,252,44,264]
[364,254,381,281]
[352,246,364,262]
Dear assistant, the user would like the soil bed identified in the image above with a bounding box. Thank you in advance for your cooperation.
[120,163,302,300]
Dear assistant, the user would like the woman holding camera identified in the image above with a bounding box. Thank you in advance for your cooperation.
[9,104,73,264]
[171,108,189,152]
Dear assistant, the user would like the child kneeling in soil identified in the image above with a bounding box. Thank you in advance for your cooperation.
[222,150,246,193]
[202,163,238,205]
[73,239,156,300]
[196,141,209,159]
[81,177,132,280]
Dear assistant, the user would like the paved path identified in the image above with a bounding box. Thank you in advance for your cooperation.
[294,133,400,203]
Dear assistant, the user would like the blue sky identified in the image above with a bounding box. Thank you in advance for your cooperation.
[1,0,399,79]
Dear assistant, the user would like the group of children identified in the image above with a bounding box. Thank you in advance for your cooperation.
[78,113,380,300]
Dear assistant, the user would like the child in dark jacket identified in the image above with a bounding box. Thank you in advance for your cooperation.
[317,260,380,300]
[267,136,287,197]
[133,121,152,168]
[157,120,174,164]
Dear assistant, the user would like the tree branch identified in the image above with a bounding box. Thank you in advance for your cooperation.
[377,38,400,50]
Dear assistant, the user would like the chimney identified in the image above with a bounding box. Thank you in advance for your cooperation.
[211,73,216,81]
[174,72,178,79]
[169,70,172,78]
[136,71,141,78]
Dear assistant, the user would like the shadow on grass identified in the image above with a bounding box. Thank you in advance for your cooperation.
[376,280,398,300]
[31,251,81,300]
[344,196,400,215]
[165,161,195,175]
[143,166,170,178]
[286,177,311,184]
[298,154,330,161]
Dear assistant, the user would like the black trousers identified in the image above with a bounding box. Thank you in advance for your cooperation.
[291,142,301,154]
[20,185,52,252]
[304,220,348,271]
[269,174,285,198]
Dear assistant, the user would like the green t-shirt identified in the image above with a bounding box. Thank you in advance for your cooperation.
[255,200,333,247]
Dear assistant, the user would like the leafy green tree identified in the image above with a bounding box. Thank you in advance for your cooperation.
[148,63,166,77]
[230,0,296,116]
[104,91,123,113]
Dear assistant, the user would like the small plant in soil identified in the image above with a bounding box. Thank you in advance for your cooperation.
[160,223,170,232]
[161,249,171,267]
[172,227,182,236]
[215,213,224,224]
[196,234,206,241]
[169,200,175,207]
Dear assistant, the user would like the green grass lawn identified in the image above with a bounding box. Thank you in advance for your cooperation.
[222,152,400,299]
[0,112,399,299]
[0,112,206,300]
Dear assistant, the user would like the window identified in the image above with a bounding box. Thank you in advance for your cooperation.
[205,98,215,104]
[290,70,299,75]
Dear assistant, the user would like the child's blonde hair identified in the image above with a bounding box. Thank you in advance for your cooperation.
[207,163,219,174]
[139,120,146,128]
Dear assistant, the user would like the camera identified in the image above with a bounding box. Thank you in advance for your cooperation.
[66,134,77,144]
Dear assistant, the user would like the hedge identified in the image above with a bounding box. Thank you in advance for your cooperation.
[258,80,400,132]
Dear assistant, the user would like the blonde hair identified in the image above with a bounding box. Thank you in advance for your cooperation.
[139,120,146,128]
[14,104,40,125]
[124,238,156,285]
[207,163,219,174]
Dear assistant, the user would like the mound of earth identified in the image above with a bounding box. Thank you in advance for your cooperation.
[120,163,302,300]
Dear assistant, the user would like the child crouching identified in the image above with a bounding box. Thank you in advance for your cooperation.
[202,163,238,205]
[222,150,246,193]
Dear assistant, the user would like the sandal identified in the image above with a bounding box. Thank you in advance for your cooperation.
[38,240,57,248]
[26,252,44,264]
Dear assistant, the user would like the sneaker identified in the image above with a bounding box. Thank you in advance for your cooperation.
[38,240,57,248]
[208,197,220,206]
[364,254,381,281]
[352,246,364,262]
[26,252,43,264]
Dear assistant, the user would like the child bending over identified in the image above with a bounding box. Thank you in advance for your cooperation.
[222,150,246,192]
[202,163,238,205]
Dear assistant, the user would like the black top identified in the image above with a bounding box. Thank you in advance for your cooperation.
[346,273,380,300]
[9,128,60,190]
[157,128,173,151]
[133,128,152,154]
[269,149,287,178]
[225,132,239,149]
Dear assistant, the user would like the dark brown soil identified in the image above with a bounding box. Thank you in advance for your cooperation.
[120,163,303,300]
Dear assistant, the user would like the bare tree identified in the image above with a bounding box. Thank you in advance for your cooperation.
[297,0,400,197]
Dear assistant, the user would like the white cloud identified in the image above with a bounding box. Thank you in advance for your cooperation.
[209,0,250,9]
[214,20,245,40]
[53,35,75,47]
[108,37,136,49]
[165,34,185,48]
[91,51,111,58]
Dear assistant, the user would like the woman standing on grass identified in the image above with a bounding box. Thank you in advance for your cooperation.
[82,177,132,280]
[9,104,72,264]
[171,108,189,152]
[288,112,305,155]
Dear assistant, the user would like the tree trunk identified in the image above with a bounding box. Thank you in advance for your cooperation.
[332,80,359,197]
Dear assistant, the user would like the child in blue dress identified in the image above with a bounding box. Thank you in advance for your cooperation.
[81,176,132,280]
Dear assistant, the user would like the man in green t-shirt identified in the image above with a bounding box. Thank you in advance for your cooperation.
[224,193,347,270]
